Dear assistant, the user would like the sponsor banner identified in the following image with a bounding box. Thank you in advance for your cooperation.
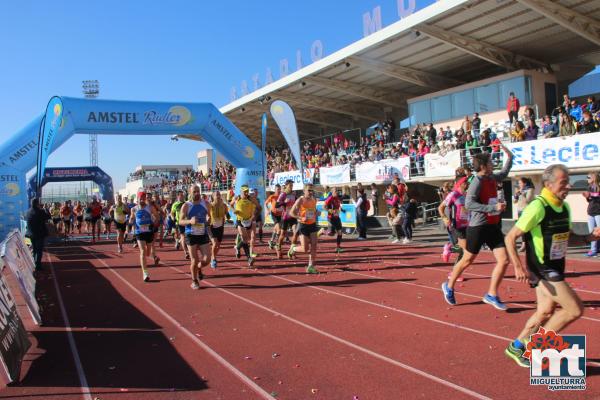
[507,132,600,172]
[424,150,462,178]
[36,97,63,195]
[355,158,410,183]
[271,169,314,190]
[0,270,31,384]
[270,101,303,179]
[320,164,351,186]
[0,231,41,325]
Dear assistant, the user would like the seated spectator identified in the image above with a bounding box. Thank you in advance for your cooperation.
[524,119,539,141]
[559,112,577,136]
[586,96,599,114]
[578,111,600,134]
[511,121,526,142]
[542,115,559,138]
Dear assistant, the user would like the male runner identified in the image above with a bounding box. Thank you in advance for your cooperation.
[179,184,211,289]
[209,190,228,269]
[171,190,189,259]
[324,188,344,253]
[129,190,159,282]
[50,203,61,233]
[146,193,162,264]
[102,201,113,240]
[276,180,299,259]
[90,197,103,244]
[111,195,129,253]
[288,183,319,273]
[504,164,600,367]
[442,144,513,310]
[73,201,83,234]
[265,184,283,250]
[60,201,72,239]
[233,185,256,267]
[249,188,263,256]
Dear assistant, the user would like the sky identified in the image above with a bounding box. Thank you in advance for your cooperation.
[0,0,436,190]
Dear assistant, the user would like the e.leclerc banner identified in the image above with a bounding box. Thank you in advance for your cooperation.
[270,169,314,190]
[270,101,303,178]
[355,158,410,183]
[0,231,41,325]
[36,97,63,195]
[0,269,31,384]
[506,132,600,171]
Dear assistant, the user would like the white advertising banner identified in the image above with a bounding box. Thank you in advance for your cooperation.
[424,150,462,178]
[0,231,41,325]
[319,164,351,186]
[506,132,600,172]
[355,157,410,183]
[271,168,315,190]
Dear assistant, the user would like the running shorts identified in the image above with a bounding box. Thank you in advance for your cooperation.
[329,216,342,232]
[185,234,210,246]
[210,226,224,242]
[298,223,318,236]
[466,224,505,254]
[115,222,127,232]
[271,213,282,224]
[282,218,297,231]
[135,232,154,243]
[451,226,467,241]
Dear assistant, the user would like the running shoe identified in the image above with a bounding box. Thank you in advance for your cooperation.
[251,252,258,258]
[306,264,317,274]
[117,245,122,254]
[504,342,530,368]
[442,243,452,263]
[210,259,217,269]
[191,280,200,290]
[585,251,598,257]
[402,238,411,244]
[248,257,255,267]
[357,237,366,241]
[153,256,160,267]
[143,272,150,282]
[268,240,275,249]
[287,245,295,259]
[235,246,241,259]
[483,294,507,311]
[441,281,456,305]
[392,239,400,244]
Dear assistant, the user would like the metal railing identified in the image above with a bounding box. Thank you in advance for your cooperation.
[419,201,440,226]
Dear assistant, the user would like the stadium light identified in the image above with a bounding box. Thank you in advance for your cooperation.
[82,80,100,98]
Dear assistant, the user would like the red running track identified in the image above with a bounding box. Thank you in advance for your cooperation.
[1,230,599,399]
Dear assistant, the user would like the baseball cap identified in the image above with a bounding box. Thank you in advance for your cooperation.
[137,190,147,199]
[249,188,257,194]
[241,185,249,192]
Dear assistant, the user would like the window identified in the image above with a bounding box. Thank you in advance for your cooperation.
[409,100,431,125]
[569,174,588,191]
[451,89,474,118]
[198,156,208,166]
[499,77,531,107]
[475,83,499,113]
[431,95,452,121]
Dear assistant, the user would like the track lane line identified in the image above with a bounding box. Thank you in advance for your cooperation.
[47,254,93,400]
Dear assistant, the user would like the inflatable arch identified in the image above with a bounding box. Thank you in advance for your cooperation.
[27,166,114,202]
[0,97,264,240]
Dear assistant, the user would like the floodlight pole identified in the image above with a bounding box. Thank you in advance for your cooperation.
[82,80,100,196]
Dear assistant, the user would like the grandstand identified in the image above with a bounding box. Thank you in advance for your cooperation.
[217,0,600,225]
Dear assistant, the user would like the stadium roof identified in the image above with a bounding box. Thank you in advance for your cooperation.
[219,0,600,145]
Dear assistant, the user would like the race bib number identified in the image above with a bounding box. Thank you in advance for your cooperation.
[549,232,569,260]
[305,210,316,220]
[115,214,126,223]
[241,219,253,228]
[139,224,151,233]
[192,223,206,235]
[488,197,500,216]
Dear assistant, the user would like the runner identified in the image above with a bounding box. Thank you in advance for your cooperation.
[179,184,211,289]
[125,195,136,242]
[276,180,299,260]
[146,192,161,265]
[60,200,72,239]
[265,184,283,250]
[90,197,103,244]
[111,195,129,253]
[439,175,469,265]
[129,190,160,282]
[249,188,263,255]
[504,164,600,367]
[83,202,93,235]
[208,190,228,269]
[232,185,256,267]
[102,201,112,240]
[442,144,513,310]
[163,194,175,240]
[171,190,189,259]
[73,201,83,234]
[324,188,344,253]
[50,203,61,233]
[288,183,319,273]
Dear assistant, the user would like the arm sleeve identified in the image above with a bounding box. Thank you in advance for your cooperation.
[465,177,496,213]
[492,154,513,182]
[515,200,545,233]
[356,197,363,208]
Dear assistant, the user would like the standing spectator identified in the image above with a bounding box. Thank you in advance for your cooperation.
[584,172,600,257]
[524,119,539,141]
[355,188,369,240]
[472,113,481,139]
[578,111,599,134]
[25,198,50,271]
[402,198,418,244]
[461,115,472,134]
[559,112,576,136]
[562,94,571,112]
[387,206,405,244]
[491,133,502,165]
[464,133,479,165]
[542,115,559,138]
[507,92,520,124]
[370,183,379,216]
[479,129,492,153]
[426,123,437,144]
[523,106,536,122]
